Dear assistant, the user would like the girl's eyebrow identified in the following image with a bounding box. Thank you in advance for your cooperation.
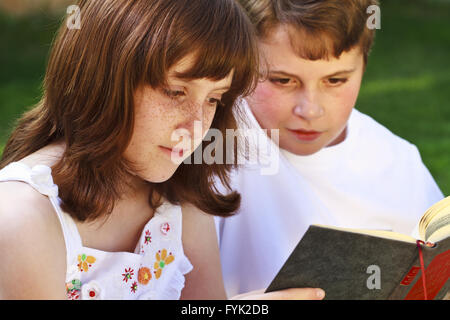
[168,75,231,92]
[213,85,231,92]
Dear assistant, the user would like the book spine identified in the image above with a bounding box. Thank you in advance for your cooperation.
[388,252,422,299]
[389,242,450,300]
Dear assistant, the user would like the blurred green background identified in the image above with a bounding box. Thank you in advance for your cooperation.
[0,0,449,195]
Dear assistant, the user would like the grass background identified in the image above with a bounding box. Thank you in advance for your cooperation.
[0,0,449,195]
[356,0,450,196]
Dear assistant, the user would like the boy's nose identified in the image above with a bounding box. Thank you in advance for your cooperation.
[293,93,324,120]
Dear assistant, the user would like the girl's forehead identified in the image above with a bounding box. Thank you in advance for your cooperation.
[169,54,197,75]
[168,53,234,88]
[168,72,234,93]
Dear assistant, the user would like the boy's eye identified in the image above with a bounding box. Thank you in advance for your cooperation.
[327,78,348,85]
[269,77,294,86]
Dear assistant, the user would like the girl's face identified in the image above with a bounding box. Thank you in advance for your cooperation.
[125,54,233,183]
[248,25,365,155]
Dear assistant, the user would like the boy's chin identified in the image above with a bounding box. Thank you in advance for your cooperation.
[281,142,324,156]
[282,130,347,156]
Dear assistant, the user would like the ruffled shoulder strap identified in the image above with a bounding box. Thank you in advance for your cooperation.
[153,200,193,299]
[0,162,82,271]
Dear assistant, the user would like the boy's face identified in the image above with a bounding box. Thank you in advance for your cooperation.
[247,25,365,155]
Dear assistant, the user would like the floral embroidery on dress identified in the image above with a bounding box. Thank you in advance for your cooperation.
[77,254,96,272]
[138,267,152,285]
[144,230,152,244]
[154,249,175,279]
[66,279,82,300]
[130,281,138,293]
[82,281,103,300]
[122,267,134,283]
[86,288,100,299]
[160,222,171,235]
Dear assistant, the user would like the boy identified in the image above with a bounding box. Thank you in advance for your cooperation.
[216,0,444,297]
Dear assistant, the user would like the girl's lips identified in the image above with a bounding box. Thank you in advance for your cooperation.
[159,146,185,158]
[288,129,322,142]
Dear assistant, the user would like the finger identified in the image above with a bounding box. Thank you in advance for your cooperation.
[230,289,266,300]
[261,288,325,300]
[232,288,325,300]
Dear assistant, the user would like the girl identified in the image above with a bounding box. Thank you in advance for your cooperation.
[0,0,319,300]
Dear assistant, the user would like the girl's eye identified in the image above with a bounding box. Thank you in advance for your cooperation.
[207,97,223,107]
[327,78,348,86]
[163,88,185,98]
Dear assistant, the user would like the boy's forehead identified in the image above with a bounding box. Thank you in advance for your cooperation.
[261,25,331,57]
[259,25,364,76]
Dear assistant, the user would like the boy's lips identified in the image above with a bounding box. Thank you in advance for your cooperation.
[287,128,323,142]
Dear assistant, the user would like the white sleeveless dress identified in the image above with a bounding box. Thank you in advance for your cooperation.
[0,162,193,300]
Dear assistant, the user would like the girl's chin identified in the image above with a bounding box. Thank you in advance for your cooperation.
[135,167,179,184]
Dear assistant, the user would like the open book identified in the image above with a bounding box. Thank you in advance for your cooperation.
[266,196,450,300]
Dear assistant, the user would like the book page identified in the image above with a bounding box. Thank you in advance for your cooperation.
[312,196,450,244]
[312,224,417,244]
[419,196,450,242]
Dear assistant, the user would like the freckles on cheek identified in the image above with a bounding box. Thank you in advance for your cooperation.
[203,113,215,133]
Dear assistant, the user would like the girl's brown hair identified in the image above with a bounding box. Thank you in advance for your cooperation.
[0,0,258,221]
[238,0,379,65]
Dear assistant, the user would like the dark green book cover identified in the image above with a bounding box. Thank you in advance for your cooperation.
[265,225,450,300]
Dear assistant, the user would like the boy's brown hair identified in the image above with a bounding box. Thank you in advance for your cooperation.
[238,0,379,65]
[0,0,258,221]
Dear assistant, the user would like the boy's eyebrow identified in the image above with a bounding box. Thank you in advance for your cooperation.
[267,70,300,80]
[268,68,356,79]
[323,68,357,78]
